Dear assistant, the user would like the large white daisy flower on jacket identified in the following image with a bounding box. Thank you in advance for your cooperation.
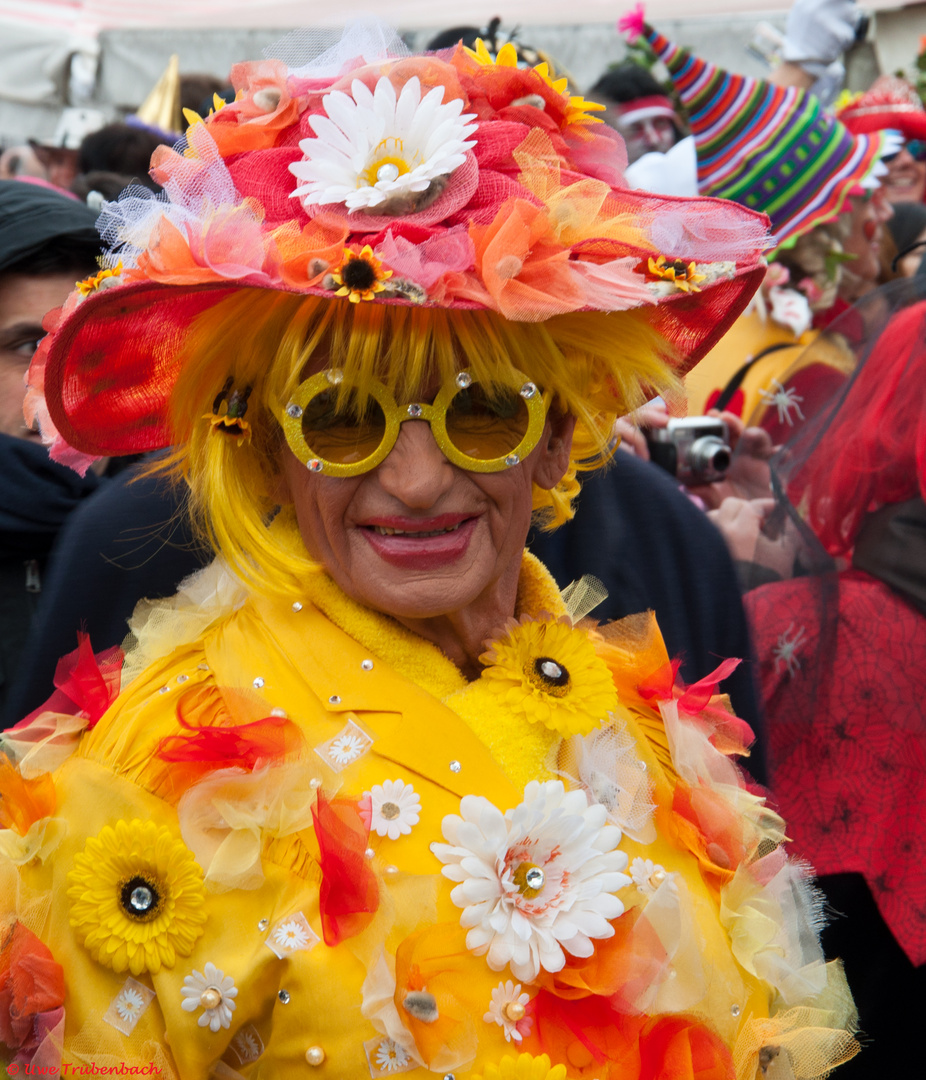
[431,780,630,982]
[290,75,477,212]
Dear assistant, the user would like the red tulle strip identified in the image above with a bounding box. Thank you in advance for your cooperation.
[638,657,754,754]
[15,632,123,730]
[157,705,305,779]
[312,793,379,947]
[676,658,742,715]
[0,923,65,1054]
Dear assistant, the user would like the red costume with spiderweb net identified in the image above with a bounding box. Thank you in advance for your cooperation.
[746,293,926,1076]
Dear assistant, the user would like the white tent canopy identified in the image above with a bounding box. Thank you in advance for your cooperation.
[0,0,922,145]
[1,0,802,31]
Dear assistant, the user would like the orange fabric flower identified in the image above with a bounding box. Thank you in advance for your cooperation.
[470,198,584,321]
[0,922,65,1055]
[533,907,667,1008]
[524,991,645,1078]
[274,218,350,289]
[202,60,302,155]
[672,781,746,890]
[0,758,55,836]
[394,923,488,1067]
[137,200,279,286]
[638,1015,735,1080]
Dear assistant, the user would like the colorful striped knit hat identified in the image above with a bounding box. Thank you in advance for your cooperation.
[627,19,892,247]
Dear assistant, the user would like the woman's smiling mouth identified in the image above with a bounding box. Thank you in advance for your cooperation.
[361,515,479,567]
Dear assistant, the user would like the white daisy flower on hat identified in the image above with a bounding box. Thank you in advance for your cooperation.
[432,779,630,982]
[290,75,477,213]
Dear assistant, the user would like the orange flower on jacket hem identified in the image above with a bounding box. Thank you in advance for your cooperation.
[0,922,65,1057]
[0,758,55,836]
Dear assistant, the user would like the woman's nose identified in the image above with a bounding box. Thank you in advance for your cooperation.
[374,420,455,507]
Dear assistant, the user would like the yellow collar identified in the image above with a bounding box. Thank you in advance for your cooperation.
[298,552,569,788]
[300,551,567,700]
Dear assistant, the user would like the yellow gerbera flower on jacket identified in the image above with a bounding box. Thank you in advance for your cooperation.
[480,616,617,737]
[330,245,392,303]
[470,1052,569,1080]
[67,819,207,976]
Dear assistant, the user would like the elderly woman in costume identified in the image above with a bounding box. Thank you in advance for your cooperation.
[0,27,858,1080]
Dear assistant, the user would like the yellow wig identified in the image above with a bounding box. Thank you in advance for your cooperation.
[157,289,677,598]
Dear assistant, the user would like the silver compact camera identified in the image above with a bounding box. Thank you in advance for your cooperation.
[645,417,732,485]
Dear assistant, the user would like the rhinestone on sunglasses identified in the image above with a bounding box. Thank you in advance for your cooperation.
[455,371,473,389]
[520,382,537,399]
[286,402,303,418]
[307,459,323,472]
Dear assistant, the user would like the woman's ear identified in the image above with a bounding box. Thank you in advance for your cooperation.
[532,409,576,491]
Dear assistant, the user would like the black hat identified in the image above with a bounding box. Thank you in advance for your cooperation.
[0,180,99,274]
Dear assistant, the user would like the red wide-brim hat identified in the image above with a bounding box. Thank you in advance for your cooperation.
[29,31,770,468]
[838,76,926,142]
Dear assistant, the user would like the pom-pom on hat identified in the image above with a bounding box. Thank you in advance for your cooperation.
[632,21,894,248]
[31,21,770,466]
[837,75,926,141]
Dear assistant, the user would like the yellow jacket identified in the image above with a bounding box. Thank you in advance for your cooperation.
[0,556,854,1079]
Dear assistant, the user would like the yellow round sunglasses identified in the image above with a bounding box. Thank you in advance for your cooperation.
[279,368,549,477]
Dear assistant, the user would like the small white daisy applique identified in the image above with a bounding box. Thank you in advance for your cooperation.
[315,717,374,772]
[265,911,320,959]
[484,980,531,1042]
[364,1035,416,1077]
[228,1023,264,1065]
[103,977,156,1035]
[180,962,238,1032]
[361,778,421,840]
[629,857,673,897]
